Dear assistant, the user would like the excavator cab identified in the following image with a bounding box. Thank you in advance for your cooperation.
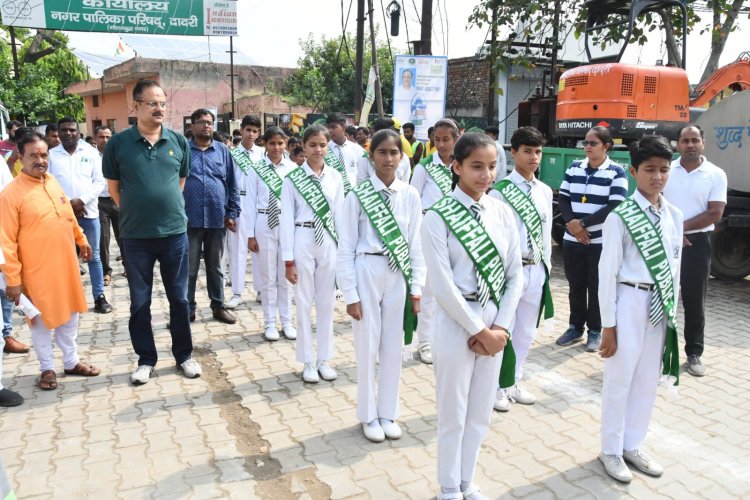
[555,0,691,141]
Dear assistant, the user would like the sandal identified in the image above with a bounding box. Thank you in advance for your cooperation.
[39,370,58,390]
[64,362,101,377]
[104,275,112,285]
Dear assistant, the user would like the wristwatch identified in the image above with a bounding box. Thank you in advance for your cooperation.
[579,219,587,229]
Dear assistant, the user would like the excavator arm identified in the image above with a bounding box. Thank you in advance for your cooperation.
[690,53,750,108]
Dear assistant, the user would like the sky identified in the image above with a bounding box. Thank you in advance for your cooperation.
[64,0,748,84]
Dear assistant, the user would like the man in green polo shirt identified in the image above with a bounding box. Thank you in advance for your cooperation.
[102,79,202,385]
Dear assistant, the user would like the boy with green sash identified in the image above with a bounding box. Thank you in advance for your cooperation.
[598,136,683,483]
[489,127,554,412]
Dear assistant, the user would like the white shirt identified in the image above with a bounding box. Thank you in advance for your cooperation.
[356,153,411,185]
[245,155,297,237]
[279,161,345,261]
[232,143,266,212]
[489,169,554,267]
[496,141,508,177]
[663,156,727,233]
[48,141,105,219]
[598,191,683,328]
[410,152,452,210]
[337,174,426,304]
[328,139,364,186]
[421,186,524,333]
[96,147,111,197]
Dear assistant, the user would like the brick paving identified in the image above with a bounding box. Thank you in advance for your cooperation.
[1,246,749,499]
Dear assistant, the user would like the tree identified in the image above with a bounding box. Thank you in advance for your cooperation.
[284,33,398,114]
[0,28,87,123]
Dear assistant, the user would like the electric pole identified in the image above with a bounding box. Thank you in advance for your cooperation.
[367,0,384,116]
[419,0,433,55]
[227,37,237,119]
[355,0,365,117]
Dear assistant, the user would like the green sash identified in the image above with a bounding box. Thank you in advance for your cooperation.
[231,147,254,175]
[287,167,338,243]
[430,196,516,388]
[353,180,417,344]
[493,179,554,325]
[254,160,285,199]
[423,157,452,196]
[324,150,353,195]
[614,197,680,386]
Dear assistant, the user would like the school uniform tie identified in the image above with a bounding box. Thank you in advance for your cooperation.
[381,188,399,273]
[335,145,353,193]
[648,205,664,326]
[266,165,281,230]
[523,181,543,264]
[310,174,325,246]
[469,202,490,307]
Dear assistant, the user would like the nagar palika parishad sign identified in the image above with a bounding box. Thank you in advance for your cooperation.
[0,0,237,36]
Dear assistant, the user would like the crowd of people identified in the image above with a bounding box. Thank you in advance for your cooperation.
[0,78,727,498]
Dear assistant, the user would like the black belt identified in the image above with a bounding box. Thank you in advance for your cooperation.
[422,209,428,215]
[258,209,280,214]
[99,196,111,199]
[365,252,386,256]
[521,258,537,266]
[685,232,709,241]
[295,222,315,228]
[463,293,479,302]
[620,281,656,291]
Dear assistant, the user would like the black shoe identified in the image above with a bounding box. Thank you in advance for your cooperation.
[190,311,196,322]
[94,294,113,314]
[0,388,24,407]
[212,308,236,324]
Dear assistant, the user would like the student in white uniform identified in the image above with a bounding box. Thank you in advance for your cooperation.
[598,135,683,483]
[280,125,345,384]
[326,112,364,192]
[489,127,554,412]
[409,118,459,364]
[355,117,411,185]
[338,129,426,443]
[246,127,297,341]
[227,115,265,309]
[421,133,523,500]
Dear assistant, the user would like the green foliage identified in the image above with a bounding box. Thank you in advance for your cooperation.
[0,29,87,123]
[284,33,398,114]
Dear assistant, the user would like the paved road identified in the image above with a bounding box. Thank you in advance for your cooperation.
[1,246,749,499]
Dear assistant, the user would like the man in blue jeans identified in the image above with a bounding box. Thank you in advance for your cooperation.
[48,117,112,314]
[102,79,200,385]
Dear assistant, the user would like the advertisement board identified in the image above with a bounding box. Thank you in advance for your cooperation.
[0,0,237,36]
[392,54,447,142]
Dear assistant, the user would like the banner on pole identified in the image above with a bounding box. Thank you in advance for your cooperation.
[0,0,237,36]
[392,55,447,142]
[359,67,377,127]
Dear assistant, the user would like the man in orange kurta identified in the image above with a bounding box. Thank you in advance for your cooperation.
[0,132,101,390]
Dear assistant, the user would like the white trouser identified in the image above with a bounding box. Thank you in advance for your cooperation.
[353,254,406,423]
[255,214,293,328]
[416,288,435,346]
[434,300,502,490]
[508,262,545,383]
[227,213,250,297]
[294,226,336,364]
[31,313,80,372]
[601,284,665,455]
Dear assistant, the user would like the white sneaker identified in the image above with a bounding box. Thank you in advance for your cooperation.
[130,365,154,385]
[317,361,337,381]
[623,449,663,477]
[494,388,510,412]
[264,326,280,341]
[508,384,536,405]
[302,362,319,383]
[282,324,297,340]
[599,453,633,483]
[418,343,433,364]
[225,294,243,309]
[378,418,402,440]
[179,358,202,378]
[255,292,262,304]
[461,484,489,500]
[362,420,385,442]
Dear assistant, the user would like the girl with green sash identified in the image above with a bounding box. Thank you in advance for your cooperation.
[421,133,523,500]
[337,130,426,443]
[409,118,459,365]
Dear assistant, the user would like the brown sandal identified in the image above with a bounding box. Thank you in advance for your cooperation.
[39,370,58,390]
[104,275,112,285]
[64,362,101,377]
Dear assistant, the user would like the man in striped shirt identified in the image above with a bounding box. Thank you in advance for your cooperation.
[556,127,629,352]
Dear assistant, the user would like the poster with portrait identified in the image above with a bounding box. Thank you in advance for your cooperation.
[392,55,447,142]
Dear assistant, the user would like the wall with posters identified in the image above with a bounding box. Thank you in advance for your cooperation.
[392,55,447,142]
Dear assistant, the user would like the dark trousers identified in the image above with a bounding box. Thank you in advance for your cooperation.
[187,227,227,312]
[122,233,192,366]
[680,232,711,357]
[99,196,123,276]
[563,243,603,332]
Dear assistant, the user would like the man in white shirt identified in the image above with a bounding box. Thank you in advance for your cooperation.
[93,125,121,285]
[48,118,112,314]
[663,125,727,377]
[326,112,365,187]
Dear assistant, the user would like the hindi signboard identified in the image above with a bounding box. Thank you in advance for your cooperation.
[392,55,447,142]
[0,0,237,36]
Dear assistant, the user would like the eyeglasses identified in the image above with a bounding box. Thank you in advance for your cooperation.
[136,100,167,109]
[194,120,214,126]
[581,140,601,147]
